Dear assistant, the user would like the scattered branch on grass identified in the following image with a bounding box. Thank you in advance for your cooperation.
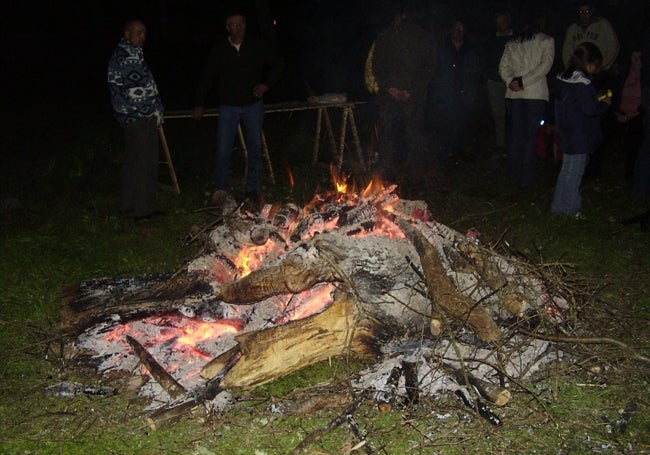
[291,390,372,455]
[517,329,650,363]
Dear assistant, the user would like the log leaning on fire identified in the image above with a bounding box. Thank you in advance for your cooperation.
[216,250,340,304]
[396,219,503,344]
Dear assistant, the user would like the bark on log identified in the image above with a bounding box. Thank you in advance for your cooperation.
[203,293,380,390]
[59,272,212,335]
[396,219,503,344]
[217,254,339,304]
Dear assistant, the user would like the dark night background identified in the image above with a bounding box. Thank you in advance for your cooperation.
[1,0,649,154]
[3,1,649,105]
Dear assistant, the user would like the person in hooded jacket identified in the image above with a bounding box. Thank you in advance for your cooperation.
[551,42,612,217]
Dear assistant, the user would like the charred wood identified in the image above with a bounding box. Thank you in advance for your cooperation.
[402,360,420,406]
[375,365,402,412]
[126,335,186,399]
[216,254,338,304]
[454,389,503,426]
[145,350,241,430]
[59,272,214,335]
[441,361,511,406]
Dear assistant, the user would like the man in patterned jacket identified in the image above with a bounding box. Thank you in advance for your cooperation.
[107,19,165,221]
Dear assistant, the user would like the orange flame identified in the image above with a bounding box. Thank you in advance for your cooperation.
[235,243,273,276]
[330,163,350,194]
[177,320,240,348]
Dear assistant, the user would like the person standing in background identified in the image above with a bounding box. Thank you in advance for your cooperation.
[562,1,619,178]
[613,49,643,180]
[107,19,165,221]
[551,42,611,217]
[499,11,554,189]
[482,10,513,156]
[428,18,482,162]
[372,6,435,183]
[193,11,283,210]
[561,1,619,71]
[624,20,650,230]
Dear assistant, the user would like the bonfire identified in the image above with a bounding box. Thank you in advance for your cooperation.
[60,170,584,431]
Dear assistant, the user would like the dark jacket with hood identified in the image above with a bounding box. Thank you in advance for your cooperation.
[554,70,610,155]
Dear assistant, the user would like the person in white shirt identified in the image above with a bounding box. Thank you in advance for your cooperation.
[499,11,554,188]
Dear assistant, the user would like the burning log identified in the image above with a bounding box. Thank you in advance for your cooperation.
[205,293,379,390]
[59,273,213,335]
[216,254,339,304]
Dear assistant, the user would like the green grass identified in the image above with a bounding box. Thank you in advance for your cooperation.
[1,106,649,454]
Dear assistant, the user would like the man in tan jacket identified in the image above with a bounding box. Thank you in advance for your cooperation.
[561,1,619,70]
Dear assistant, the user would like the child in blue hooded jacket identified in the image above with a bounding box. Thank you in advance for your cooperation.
[551,41,612,217]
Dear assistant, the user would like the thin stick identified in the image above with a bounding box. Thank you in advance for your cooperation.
[518,329,650,363]
[126,335,186,399]
[291,390,370,454]
[158,126,181,194]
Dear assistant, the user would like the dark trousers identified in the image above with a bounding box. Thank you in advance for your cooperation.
[119,116,160,217]
[506,98,547,186]
[377,97,427,179]
[619,115,645,179]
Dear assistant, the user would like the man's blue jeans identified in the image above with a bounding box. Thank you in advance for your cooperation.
[506,98,547,186]
[215,100,264,193]
[551,153,588,216]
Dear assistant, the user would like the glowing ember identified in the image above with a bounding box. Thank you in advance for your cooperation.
[177,320,240,347]
[273,284,335,325]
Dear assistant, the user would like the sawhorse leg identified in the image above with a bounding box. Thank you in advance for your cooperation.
[158,126,181,194]
[336,106,366,171]
[313,107,338,164]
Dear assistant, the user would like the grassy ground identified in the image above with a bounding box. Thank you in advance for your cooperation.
[1,104,649,454]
